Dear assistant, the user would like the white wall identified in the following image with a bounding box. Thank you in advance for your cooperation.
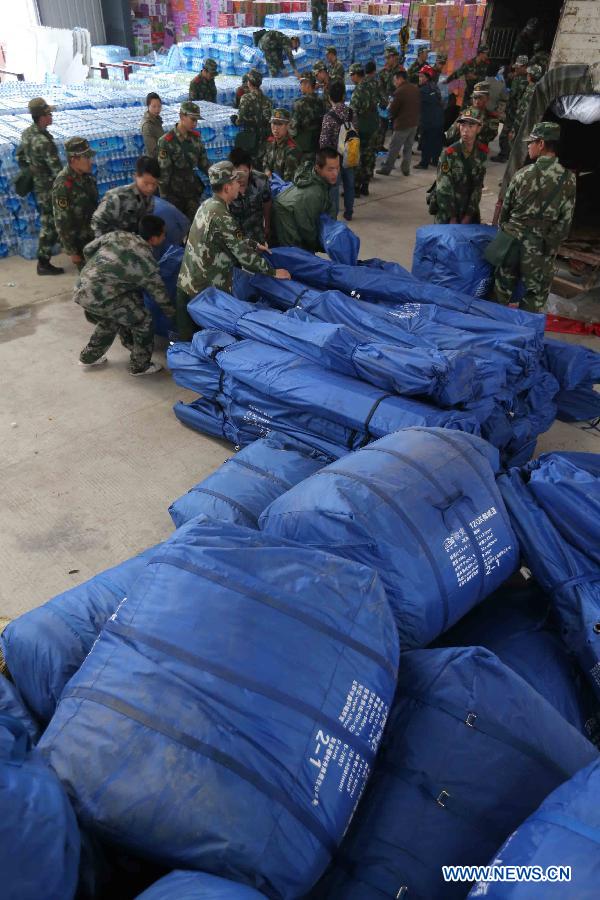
[551,0,600,67]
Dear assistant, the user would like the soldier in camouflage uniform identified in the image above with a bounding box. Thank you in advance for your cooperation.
[493,121,576,312]
[350,63,380,196]
[446,45,491,106]
[233,69,273,167]
[291,73,326,162]
[407,49,429,85]
[432,108,488,225]
[176,161,290,340]
[234,75,250,109]
[92,156,158,237]
[311,0,327,33]
[256,30,300,78]
[313,61,332,107]
[189,58,219,103]
[75,214,175,375]
[228,147,272,244]
[326,46,344,83]
[445,82,499,147]
[52,137,98,271]
[263,108,301,182]
[530,43,550,74]
[511,65,543,143]
[16,97,63,275]
[433,52,448,83]
[157,101,209,220]
[377,47,403,150]
[492,55,528,162]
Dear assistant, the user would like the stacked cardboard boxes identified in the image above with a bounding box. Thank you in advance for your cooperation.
[411,2,487,74]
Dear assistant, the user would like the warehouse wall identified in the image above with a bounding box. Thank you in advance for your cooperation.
[36,0,106,45]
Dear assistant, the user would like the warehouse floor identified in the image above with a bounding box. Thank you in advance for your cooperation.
[1,157,598,617]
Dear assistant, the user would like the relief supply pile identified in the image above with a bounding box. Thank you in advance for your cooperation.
[2,428,600,898]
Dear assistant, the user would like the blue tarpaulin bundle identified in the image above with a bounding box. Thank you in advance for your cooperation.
[0,545,159,724]
[470,758,600,899]
[40,520,399,899]
[169,431,330,529]
[543,338,600,423]
[0,674,39,743]
[260,428,519,648]
[168,331,237,396]
[319,214,360,266]
[1,715,81,900]
[312,646,598,900]
[498,452,600,703]
[137,870,267,898]
[143,244,183,338]
[412,224,497,298]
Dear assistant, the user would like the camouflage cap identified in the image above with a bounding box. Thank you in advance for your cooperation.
[28,97,55,116]
[64,136,96,158]
[349,63,364,76]
[515,55,529,66]
[436,52,448,64]
[208,160,243,188]
[457,106,483,124]
[247,68,263,86]
[203,57,219,73]
[271,107,291,123]
[527,64,543,81]
[384,46,400,56]
[312,60,327,74]
[525,121,561,143]
[326,45,337,54]
[299,71,316,85]
[472,81,490,95]
[180,100,201,119]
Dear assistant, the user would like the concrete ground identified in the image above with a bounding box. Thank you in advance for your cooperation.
[0,152,598,617]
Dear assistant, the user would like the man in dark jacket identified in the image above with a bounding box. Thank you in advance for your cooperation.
[376,70,420,176]
[415,65,443,170]
[272,147,339,251]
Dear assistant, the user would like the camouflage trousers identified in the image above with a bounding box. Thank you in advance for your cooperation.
[355,132,378,191]
[311,0,327,32]
[35,189,58,261]
[176,285,201,342]
[264,49,285,77]
[493,240,556,312]
[163,191,202,223]
[78,294,155,373]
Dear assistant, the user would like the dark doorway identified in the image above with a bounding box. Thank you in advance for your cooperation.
[486,0,564,64]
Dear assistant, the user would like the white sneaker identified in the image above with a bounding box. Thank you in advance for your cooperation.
[79,356,107,367]
[130,361,163,376]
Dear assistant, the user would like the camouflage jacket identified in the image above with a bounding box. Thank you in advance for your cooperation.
[407,60,424,84]
[366,72,384,106]
[434,140,488,223]
[91,183,154,237]
[16,124,61,193]
[447,57,490,87]
[514,83,536,137]
[230,170,271,243]
[530,50,550,72]
[157,126,209,201]
[505,74,527,127]
[189,74,217,103]
[350,79,379,136]
[291,93,326,154]
[140,110,164,157]
[500,155,576,251]
[378,66,400,104]
[445,108,499,147]
[74,231,175,317]
[327,60,345,82]
[178,195,275,297]
[236,89,273,158]
[259,31,297,71]
[52,165,98,256]
[263,135,301,181]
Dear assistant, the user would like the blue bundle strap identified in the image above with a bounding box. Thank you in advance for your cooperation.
[181,488,259,526]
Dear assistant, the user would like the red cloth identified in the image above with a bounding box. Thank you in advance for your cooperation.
[545,315,600,336]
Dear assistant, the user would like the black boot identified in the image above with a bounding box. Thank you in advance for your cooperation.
[37,258,64,276]
[361,183,370,196]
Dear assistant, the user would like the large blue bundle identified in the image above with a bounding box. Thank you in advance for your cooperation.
[168,432,329,529]
[1,715,80,900]
[436,581,600,743]
[1,546,158,724]
[498,452,600,702]
[412,224,496,298]
[261,428,519,648]
[319,214,360,266]
[174,396,254,446]
[556,385,600,423]
[470,758,600,899]
[0,673,39,743]
[137,870,266,898]
[313,646,598,900]
[168,331,236,396]
[144,244,183,338]
[188,288,477,407]
[543,338,600,422]
[40,521,399,898]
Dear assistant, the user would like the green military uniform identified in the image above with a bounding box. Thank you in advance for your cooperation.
[326,48,344,83]
[512,67,542,141]
[446,85,499,147]
[272,164,337,251]
[91,182,153,238]
[263,109,301,181]
[311,0,327,33]
[75,230,175,373]
[313,62,331,107]
[230,170,271,243]
[291,75,326,161]
[52,138,98,269]
[433,110,488,224]
[407,55,428,85]
[16,98,62,263]
[189,58,219,103]
[494,122,576,311]
[157,101,209,220]
[377,50,402,149]
[446,46,490,106]
[350,65,380,195]
[234,70,273,166]
[177,161,276,339]
[257,30,298,78]
[530,47,550,73]
[495,57,528,161]
[140,109,164,158]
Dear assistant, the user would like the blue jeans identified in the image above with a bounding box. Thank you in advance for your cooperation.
[331,166,355,217]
